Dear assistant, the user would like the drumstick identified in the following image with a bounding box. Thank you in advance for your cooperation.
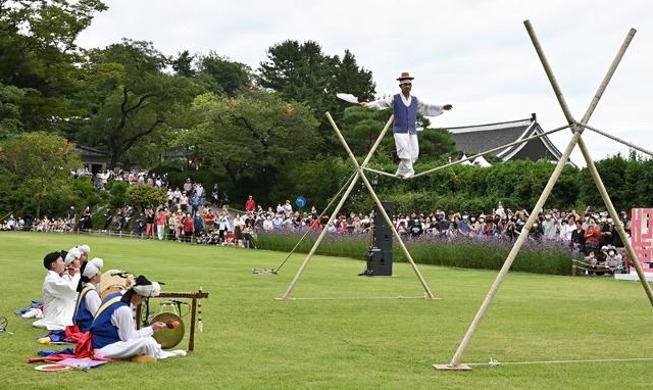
[166,320,181,329]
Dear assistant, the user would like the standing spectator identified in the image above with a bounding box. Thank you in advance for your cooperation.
[190,194,201,218]
[505,217,519,240]
[558,216,575,243]
[458,214,470,235]
[541,212,558,240]
[172,211,184,241]
[583,217,601,257]
[245,195,256,213]
[5,214,16,230]
[133,213,146,237]
[67,206,77,230]
[155,207,169,241]
[183,178,193,196]
[204,208,216,232]
[182,213,194,243]
[282,200,293,219]
[193,212,204,240]
[195,183,205,205]
[530,220,544,241]
[102,208,113,233]
[599,217,614,247]
[81,207,92,231]
[409,215,423,238]
[145,207,155,239]
[570,220,585,254]
[179,193,189,213]
[211,184,220,206]
[217,213,231,242]
[495,201,506,219]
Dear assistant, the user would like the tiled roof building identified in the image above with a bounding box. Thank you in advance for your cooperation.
[447,113,563,162]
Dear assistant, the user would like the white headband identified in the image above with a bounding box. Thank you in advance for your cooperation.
[82,257,104,279]
[64,248,82,266]
[133,281,161,297]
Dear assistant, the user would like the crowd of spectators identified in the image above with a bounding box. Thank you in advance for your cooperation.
[4,172,638,274]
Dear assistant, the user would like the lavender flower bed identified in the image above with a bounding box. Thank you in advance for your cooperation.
[256,229,579,275]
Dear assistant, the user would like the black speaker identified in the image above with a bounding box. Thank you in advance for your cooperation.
[365,248,393,276]
[373,201,394,251]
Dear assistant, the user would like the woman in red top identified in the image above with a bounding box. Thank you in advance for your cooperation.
[183,214,194,243]
[155,207,170,241]
[583,218,601,258]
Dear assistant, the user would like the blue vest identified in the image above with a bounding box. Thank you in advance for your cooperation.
[73,285,96,333]
[90,292,126,349]
[393,94,418,134]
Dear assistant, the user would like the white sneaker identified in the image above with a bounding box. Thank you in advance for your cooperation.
[402,172,414,179]
[21,308,39,319]
[157,349,187,359]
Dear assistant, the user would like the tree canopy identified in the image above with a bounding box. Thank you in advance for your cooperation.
[0,131,81,218]
[179,90,320,187]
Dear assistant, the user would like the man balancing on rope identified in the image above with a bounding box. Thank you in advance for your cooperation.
[360,72,453,179]
[89,275,186,362]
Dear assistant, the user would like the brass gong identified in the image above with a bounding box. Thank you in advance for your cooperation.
[150,312,185,349]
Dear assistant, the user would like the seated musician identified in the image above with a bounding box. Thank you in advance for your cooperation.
[33,251,80,330]
[73,258,104,332]
[63,247,83,282]
[90,275,186,360]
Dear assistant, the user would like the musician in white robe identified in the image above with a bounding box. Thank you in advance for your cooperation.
[33,251,80,330]
[90,275,186,360]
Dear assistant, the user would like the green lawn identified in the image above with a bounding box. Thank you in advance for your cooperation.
[1,231,652,389]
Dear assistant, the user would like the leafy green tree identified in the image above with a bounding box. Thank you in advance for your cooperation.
[0,132,82,218]
[340,105,395,161]
[257,40,376,153]
[621,156,653,209]
[0,0,108,133]
[126,184,167,210]
[76,39,202,167]
[171,50,196,78]
[0,83,32,139]
[180,90,320,188]
[196,52,252,97]
[270,155,354,211]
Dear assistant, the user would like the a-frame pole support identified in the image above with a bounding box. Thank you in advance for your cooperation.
[435,19,644,371]
[276,114,395,300]
[326,112,435,299]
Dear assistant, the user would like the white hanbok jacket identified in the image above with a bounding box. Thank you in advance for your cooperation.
[32,270,80,331]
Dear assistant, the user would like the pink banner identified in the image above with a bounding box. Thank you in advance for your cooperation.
[631,208,653,272]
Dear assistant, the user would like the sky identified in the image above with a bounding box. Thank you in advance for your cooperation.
[76,0,653,167]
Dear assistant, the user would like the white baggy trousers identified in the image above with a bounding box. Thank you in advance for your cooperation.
[394,133,418,178]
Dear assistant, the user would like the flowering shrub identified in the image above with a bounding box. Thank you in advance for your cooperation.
[256,229,581,275]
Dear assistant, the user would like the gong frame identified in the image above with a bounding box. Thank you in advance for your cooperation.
[135,290,209,352]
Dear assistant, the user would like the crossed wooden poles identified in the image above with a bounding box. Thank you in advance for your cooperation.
[277,18,653,373]
[277,111,437,301]
[434,19,653,371]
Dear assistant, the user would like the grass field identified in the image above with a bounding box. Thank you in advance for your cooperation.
[1,231,653,389]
